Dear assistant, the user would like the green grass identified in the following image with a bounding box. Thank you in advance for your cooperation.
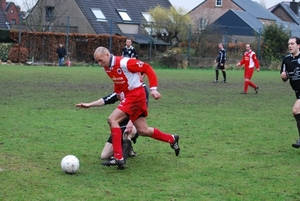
[1,66,299,200]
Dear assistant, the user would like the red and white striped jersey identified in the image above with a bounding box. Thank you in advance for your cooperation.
[103,55,158,94]
[239,50,260,69]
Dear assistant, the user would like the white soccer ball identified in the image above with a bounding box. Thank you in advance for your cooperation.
[61,155,80,174]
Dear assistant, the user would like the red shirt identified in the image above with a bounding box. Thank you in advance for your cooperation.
[103,55,158,94]
[239,50,260,69]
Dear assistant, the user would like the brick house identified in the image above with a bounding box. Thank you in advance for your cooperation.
[189,0,279,32]
[0,0,21,26]
[24,0,172,48]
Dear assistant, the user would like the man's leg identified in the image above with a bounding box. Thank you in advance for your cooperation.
[292,99,300,148]
[243,79,250,93]
[222,69,226,83]
[102,108,127,168]
[122,139,132,161]
[242,69,254,94]
[100,142,113,160]
[214,69,219,83]
[134,117,180,156]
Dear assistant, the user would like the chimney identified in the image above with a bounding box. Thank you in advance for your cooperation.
[290,0,299,16]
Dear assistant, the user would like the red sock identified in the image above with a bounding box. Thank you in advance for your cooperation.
[248,81,256,89]
[151,128,174,144]
[111,127,123,160]
[244,81,249,92]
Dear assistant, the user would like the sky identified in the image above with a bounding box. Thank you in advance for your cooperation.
[11,0,284,11]
[168,0,283,11]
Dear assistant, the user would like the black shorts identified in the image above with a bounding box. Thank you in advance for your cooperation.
[216,63,225,70]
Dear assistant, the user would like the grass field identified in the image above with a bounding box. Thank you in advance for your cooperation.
[1,65,300,201]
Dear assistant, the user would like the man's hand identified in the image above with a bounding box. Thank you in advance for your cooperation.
[75,103,90,108]
[281,72,288,82]
[150,89,161,100]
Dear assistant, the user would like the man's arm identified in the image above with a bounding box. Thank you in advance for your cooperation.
[75,92,118,108]
[132,48,138,59]
[252,53,260,70]
[280,63,288,82]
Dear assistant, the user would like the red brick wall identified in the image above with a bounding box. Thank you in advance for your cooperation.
[6,5,20,25]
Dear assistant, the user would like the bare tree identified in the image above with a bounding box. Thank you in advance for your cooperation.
[23,0,72,32]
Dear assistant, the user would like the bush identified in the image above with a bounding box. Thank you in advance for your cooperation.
[0,43,13,61]
[8,45,29,62]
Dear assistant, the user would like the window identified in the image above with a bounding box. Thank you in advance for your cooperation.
[199,18,208,30]
[45,6,54,22]
[11,9,14,13]
[91,8,106,21]
[142,12,154,23]
[215,0,222,6]
[11,19,16,24]
[117,9,131,21]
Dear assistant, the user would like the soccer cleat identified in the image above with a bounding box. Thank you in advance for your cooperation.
[129,147,137,157]
[213,79,218,83]
[241,92,247,94]
[255,86,259,94]
[102,157,126,169]
[221,80,227,83]
[292,139,300,148]
[170,135,180,156]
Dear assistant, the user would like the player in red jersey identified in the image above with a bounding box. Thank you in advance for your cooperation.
[237,44,260,94]
[94,46,180,169]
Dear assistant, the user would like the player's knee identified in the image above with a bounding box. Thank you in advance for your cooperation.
[292,108,299,115]
[100,153,108,160]
[107,118,114,127]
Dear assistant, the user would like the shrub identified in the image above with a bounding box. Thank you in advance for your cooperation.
[0,43,13,61]
[8,45,29,62]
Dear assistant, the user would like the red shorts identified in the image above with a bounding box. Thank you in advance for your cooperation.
[117,87,148,122]
[244,68,254,79]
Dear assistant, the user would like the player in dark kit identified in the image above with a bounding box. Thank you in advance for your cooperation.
[280,36,300,148]
[214,43,227,83]
[121,38,138,59]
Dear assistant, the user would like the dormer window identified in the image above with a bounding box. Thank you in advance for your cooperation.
[91,8,106,22]
[215,0,222,6]
[142,12,154,23]
[117,9,132,21]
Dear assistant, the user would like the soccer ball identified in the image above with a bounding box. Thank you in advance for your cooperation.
[61,155,80,174]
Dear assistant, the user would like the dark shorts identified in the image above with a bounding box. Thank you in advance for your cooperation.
[216,63,225,70]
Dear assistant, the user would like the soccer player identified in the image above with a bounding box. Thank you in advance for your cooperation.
[236,44,260,94]
[94,46,180,169]
[213,43,227,83]
[121,38,138,59]
[280,36,300,148]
